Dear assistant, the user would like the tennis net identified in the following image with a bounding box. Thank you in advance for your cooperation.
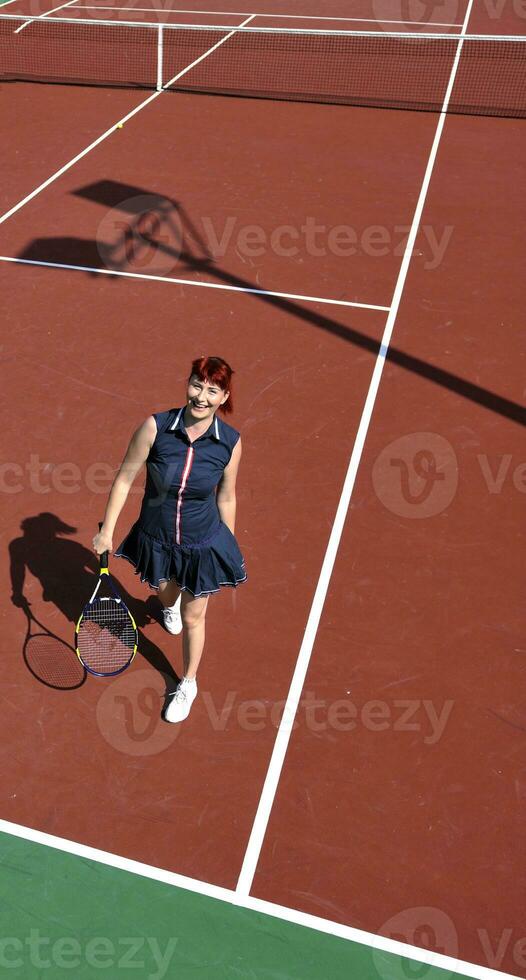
[1,14,525,117]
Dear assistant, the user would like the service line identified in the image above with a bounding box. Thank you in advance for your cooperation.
[0,256,390,311]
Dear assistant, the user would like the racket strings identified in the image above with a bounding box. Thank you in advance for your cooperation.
[77,599,136,673]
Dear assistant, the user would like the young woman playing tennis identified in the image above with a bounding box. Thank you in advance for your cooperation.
[92,356,246,723]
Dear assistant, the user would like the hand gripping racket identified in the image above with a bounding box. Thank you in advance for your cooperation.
[75,524,137,677]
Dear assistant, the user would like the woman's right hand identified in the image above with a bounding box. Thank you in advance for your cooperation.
[92,529,113,556]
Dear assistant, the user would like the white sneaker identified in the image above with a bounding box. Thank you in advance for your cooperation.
[164,677,197,724]
[162,594,182,634]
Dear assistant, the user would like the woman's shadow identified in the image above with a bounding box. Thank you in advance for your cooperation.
[9,513,179,693]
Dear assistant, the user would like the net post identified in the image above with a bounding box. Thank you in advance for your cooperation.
[156,24,164,91]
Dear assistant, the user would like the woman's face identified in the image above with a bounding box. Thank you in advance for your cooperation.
[186,375,228,421]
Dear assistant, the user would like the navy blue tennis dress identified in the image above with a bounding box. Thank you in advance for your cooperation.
[114,407,247,598]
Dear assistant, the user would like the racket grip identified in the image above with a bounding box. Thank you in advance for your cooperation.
[98,521,109,570]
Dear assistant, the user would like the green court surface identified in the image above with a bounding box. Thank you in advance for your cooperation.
[0,829,475,980]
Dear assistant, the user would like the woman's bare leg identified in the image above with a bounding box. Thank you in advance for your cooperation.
[158,580,180,608]
[180,591,209,680]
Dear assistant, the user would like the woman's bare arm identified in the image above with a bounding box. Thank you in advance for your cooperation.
[93,416,157,554]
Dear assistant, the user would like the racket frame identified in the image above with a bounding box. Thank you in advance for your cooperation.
[75,525,138,677]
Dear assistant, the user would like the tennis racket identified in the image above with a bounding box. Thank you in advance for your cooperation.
[75,524,137,677]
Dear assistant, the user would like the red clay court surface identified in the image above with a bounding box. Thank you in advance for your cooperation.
[0,1,525,978]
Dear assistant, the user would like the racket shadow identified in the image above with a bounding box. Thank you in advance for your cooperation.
[21,600,87,691]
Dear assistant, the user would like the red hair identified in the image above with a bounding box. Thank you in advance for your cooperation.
[189,356,235,415]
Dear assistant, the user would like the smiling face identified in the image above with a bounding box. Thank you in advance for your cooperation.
[186,374,229,424]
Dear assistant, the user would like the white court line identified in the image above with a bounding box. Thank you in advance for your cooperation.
[0,14,255,227]
[14,0,76,33]
[0,256,390,311]
[69,5,464,26]
[0,818,514,980]
[234,0,478,910]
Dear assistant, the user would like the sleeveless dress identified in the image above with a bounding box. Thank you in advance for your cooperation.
[114,407,247,598]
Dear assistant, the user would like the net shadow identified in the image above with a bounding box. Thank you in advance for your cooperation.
[15,184,526,429]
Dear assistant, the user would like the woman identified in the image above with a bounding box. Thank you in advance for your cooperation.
[92,356,246,724]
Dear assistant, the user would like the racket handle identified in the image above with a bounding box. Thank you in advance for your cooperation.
[98,521,109,570]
